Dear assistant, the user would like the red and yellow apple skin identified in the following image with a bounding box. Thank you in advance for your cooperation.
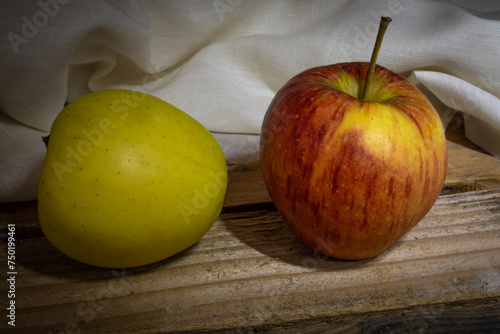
[260,62,447,260]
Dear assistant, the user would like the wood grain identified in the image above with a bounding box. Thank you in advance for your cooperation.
[1,188,499,333]
[1,114,500,333]
[443,112,500,193]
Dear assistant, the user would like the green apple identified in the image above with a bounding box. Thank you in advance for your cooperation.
[38,89,227,268]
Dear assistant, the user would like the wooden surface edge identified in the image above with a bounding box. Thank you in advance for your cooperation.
[0,112,500,333]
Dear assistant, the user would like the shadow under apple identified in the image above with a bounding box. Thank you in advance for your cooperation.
[220,206,380,271]
[8,203,199,282]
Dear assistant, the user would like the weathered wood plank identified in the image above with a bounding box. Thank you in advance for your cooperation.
[1,189,499,333]
[1,115,500,333]
[443,112,500,193]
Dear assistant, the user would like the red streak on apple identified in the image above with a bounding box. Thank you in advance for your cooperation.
[260,62,447,260]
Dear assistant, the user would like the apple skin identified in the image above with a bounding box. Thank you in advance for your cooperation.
[260,62,447,260]
[38,89,227,268]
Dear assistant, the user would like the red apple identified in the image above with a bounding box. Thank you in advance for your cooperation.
[260,18,447,260]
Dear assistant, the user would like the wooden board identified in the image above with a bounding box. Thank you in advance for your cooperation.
[1,112,500,333]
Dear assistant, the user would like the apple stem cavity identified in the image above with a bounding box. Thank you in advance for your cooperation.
[360,16,392,101]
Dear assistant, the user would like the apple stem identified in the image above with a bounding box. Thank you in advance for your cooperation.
[360,16,392,101]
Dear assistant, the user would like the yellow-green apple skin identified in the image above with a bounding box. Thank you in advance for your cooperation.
[38,89,227,268]
[260,63,448,260]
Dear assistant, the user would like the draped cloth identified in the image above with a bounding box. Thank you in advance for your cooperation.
[1,0,499,202]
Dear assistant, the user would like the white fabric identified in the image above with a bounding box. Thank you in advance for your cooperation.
[1,0,500,203]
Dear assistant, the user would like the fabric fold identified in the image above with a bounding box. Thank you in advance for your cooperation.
[1,0,499,202]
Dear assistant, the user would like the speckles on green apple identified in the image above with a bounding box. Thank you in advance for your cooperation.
[39,90,227,267]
